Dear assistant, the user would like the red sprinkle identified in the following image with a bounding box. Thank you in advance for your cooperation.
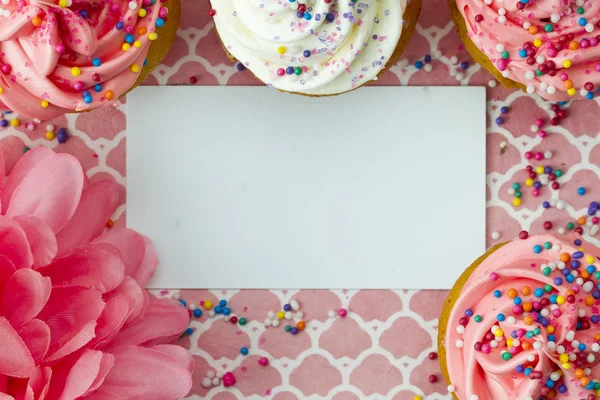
[208,9,216,16]
[429,374,438,383]
[543,221,553,230]
[519,230,529,240]
[428,352,438,360]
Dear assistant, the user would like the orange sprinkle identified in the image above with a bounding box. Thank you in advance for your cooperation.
[578,217,587,225]
[595,334,600,341]
[528,25,539,34]
[104,90,115,100]
[567,289,575,296]
[586,296,595,306]
[569,41,579,50]
[575,369,585,379]
[521,341,531,350]
[582,270,590,279]
[560,253,570,262]
[564,80,573,89]
[580,377,591,386]
[31,16,42,26]
[523,316,534,325]
[106,219,114,228]
[521,286,531,296]
[138,27,147,35]
[523,302,533,312]
[296,321,306,331]
[508,288,518,298]
[546,391,555,399]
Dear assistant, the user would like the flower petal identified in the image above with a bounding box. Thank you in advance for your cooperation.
[93,229,157,286]
[1,148,54,215]
[6,153,84,233]
[0,216,33,270]
[17,319,50,365]
[106,296,188,349]
[0,256,16,302]
[37,287,104,363]
[0,269,51,328]
[45,350,114,400]
[37,244,124,294]
[12,216,57,269]
[0,316,35,378]
[85,345,192,400]
[55,181,119,258]
[27,367,52,400]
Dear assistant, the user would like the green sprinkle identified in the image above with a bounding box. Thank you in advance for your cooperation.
[239,317,247,326]
[501,50,510,59]
[543,267,552,276]
[474,315,483,323]
[533,327,541,335]
[567,222,575,230]
[501,352,513,361]
[526,331,534,338]
[544,23,553,32]
[23,146,30,153]
[555,169,563,177]
[285,325,292,332]
[294,67,302,75]
[578,7,584,14]
[515,191,522,198]
[544,284,552,293]
[513,183,521,190]
[544,242,552,249]
[535,69,543,76]
[594,271,600,280]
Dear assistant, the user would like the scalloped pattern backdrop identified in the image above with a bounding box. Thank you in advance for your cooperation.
[1,0,600,398]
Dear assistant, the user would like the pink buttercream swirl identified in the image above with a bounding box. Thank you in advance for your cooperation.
[445,234,600,400]
[0,0,167,120]
[456,0,600,101]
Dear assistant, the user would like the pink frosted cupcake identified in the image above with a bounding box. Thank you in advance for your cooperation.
[439,233,600,399]
[0,0,180,120]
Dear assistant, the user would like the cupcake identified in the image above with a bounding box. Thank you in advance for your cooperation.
[439,233,600,399]
[449,0,600,101]
[0,0,180,120]
[210,0,421,96]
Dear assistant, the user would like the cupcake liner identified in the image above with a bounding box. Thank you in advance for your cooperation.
[213,0,422,97]
[437,241,508,400]
[447,0,525,92]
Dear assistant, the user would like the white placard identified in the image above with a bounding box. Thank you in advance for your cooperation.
[127,86,486,289]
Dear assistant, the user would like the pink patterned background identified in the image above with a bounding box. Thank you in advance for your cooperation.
[2,0,600,398]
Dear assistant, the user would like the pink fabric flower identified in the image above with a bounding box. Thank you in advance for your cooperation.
[0,148,193,400]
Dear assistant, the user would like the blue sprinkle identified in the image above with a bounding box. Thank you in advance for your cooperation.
[543,201,550,208]
[193,309,202,317]
[125,34,135,44]
[578,187,586,195]
[79,10,88,18]
[579,343,587,351]
[415,61,423,69]
[223,307,231,316]
[214,306,223,314]
[94,84,102,92]
[514,297,522,305]
[546,379,554,388]
[185,327,194,335]
[497,313,505,321]
[303,50,311,58]
[237,63,246,71]
[92,58,102,67]
[494,290,502,298]
[156,18,165,27]
[496,117,504,125]
[575,239,583,246]
[534,288,544,297]
[571,260,581,269]
[500,106,509,113]
[548,334,556,342]
[573,251,584,259]
[516,365,525,373]
[83,95,93,104]
[240,347,249,355]
[566,274,575,283]
[220,300,227,307]
[304,12,312,20]
[519,49,527,58]
[579,17,587,26]
[460,61,469,70]
[587,92,594,100]
[533,245,542,254]
[424,54,432,63]
[326,13,335,22]
[179,299,187,307]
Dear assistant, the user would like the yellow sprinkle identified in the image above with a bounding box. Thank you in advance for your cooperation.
[507,338,514,347]
[58,0,68,7]
[134,40,142,48]
[587,256,594,264]
[547,325,555,333]
[533,39,542,47]
[562,363,571,370]
[596,389,600,398]
[148,32,158,41]
[122,43,131,51]
[559,354,569,363]
[568,88,576,96]
[204,300,213,309]
[276,311,285,319]
[71,67,81,77]
[413,397,423,400]
[525,178,534,187]
[40,100,49,108]
[131,64,140,73]
[495,328,504,337]
[535,166,544,174]
[0,87,3,94]
[563,60,572,68]
[10,119,19,127]
[138,8,147,17]
[45,131,55,140]
[513,198,522,207]
[277,46,287,55]
[556,295,566,305]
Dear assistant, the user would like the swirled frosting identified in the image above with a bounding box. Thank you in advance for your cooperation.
[456,0,600,101]
[445,234,600,400]
[0,0,170,120]
[211,0,405,95]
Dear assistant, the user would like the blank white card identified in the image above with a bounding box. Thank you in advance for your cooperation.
[127,86,486,289]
